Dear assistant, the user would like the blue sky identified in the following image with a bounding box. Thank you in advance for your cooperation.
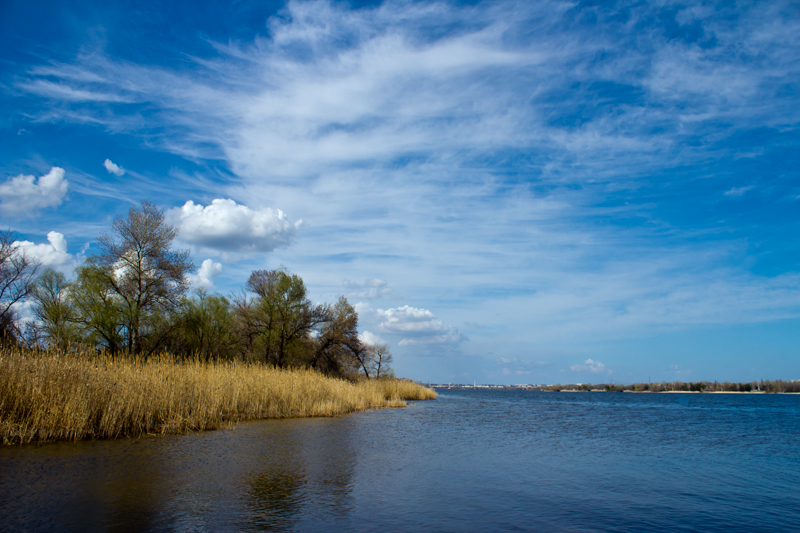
[2,0,799,384]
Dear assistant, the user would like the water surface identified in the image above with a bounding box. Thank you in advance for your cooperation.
[2,390,799,531]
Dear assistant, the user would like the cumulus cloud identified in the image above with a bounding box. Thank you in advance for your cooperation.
[358,330,386,346]
[189,258,223,289]
[0,167,68,216]
[169,199,298,253]
[103,159,125,176]
[724,185,754,197]
[344,278,392,299]
[12,231,76,273]
[376,305,464,346]
[570,359,611,374]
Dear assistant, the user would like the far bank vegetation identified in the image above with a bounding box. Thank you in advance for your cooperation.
[0,201,436,444]
[532,380,800,393]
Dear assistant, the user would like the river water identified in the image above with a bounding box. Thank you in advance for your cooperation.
[2,389,799,532]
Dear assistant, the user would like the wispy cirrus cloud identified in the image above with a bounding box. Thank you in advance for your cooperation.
[10,0,800,381]
[19,1,800,184]
[724,185,754,197]
[344,278,392,300]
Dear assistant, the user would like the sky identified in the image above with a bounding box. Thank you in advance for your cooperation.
[1,0,799,385]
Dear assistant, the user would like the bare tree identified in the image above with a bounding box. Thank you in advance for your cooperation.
[0,230,41,344]
[93,201,195,356]
[372,343,394,378]
[351,342,394,379]
[347,342,374,378]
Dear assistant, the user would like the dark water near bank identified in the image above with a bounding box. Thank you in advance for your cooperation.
[2,390,799,532]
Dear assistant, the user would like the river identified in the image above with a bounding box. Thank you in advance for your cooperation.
[2,389,799,532]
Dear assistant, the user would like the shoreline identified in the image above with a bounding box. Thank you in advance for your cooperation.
[434,386,794,394]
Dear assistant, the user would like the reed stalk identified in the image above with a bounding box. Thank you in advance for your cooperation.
[0,347,436,444]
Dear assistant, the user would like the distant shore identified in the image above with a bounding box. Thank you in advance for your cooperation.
[635,390,768,394]
[431,381,799,393]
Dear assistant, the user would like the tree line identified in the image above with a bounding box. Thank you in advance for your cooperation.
[0,201,393,379]
[536,380,800,393]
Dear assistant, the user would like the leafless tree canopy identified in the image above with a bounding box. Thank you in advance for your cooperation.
[372,344,394,378]
[0,230,41,343]
[92,200,195,355]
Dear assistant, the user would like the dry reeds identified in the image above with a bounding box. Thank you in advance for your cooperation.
[0,347,436,444]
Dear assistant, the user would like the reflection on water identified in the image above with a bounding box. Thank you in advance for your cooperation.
[248,469,305,531]
[244,420,356,532]
[2,391,800,532]
[0,417,358,533]
[0,436,175,532]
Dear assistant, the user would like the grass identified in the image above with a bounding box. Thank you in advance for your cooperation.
[0,347,437,444]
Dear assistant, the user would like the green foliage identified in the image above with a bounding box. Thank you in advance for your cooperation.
[313,296,361,376]
[237,269,328,368]
[177,290,236,362]
[30,268,77,351]
[4,206,395,380]
[70,263,126,353]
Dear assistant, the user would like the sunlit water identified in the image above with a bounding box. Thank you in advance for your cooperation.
[2,390,799,532]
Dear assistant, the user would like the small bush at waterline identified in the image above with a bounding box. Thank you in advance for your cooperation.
[0,348,436,444]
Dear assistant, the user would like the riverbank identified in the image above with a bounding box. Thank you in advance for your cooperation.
[0,348,436,444]
[433,380,800,393]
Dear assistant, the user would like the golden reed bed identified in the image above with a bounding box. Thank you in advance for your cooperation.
[0,348,436,444]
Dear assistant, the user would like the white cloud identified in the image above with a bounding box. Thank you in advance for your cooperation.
[570,359,611,375]
[12,231,76,273]
[497,357,548,378]
[18,79,133,103]
[19,1,800,189]
[0,167,68,216]
[12,0,800,381]
[189,258,223,289]
[376,305,464,346]
[169,199,298,253]
[344,278,391,299]
[724,185,754,197]
[358,330,386,346]
[103,159,125,176]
